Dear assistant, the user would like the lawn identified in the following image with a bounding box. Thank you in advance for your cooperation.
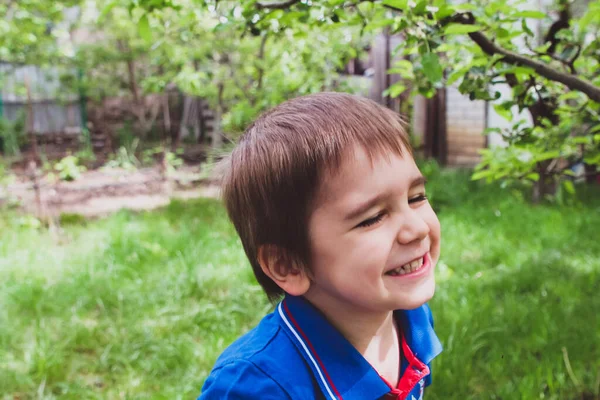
[1,167,599,399]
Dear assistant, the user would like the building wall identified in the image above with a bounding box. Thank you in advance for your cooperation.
[0,62,82,135]
[445,85,487,166]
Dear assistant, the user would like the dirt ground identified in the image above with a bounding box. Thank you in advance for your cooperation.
[1,165,220,218]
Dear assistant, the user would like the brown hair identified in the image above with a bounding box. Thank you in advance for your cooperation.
[221,92,412,301]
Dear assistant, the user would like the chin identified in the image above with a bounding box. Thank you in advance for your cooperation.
[396,282,436,310]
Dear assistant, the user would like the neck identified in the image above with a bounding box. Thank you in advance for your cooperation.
[303,293,397,355]
[302,292,401,386]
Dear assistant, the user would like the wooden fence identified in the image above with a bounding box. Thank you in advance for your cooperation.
[0,62,83,135]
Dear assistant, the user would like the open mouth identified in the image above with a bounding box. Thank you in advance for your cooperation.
[385,254,428,277]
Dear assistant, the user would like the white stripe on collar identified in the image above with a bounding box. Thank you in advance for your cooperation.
[277,302,338,400]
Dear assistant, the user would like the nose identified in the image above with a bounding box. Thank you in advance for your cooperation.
[396,208,430,245]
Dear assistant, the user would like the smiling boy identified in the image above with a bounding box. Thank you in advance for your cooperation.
[199,92,442,400]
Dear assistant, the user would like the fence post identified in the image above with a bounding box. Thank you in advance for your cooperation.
[78,68,88,132]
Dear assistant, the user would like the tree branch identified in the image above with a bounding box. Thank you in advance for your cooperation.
[356,0,404,11]
[525,37,575,74]
[256,33,268,93]
[544,0,571,55]
[256,0,398,12]
[443,11,600,102]
[568,44,581,73]
[441,12,599,102]
[451,18,600,102]
[256,0,300,10]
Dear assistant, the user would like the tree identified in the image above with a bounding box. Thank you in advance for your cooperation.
[73,0,362,153]
[148,1,363,142]
[130,0,600,201]
[0,0,83,65]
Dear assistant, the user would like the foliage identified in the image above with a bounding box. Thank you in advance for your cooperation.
[15,214,43,229]
[164,150,184,173]
[0,160,20,209]
[0,0,83,64]
[76,128,96,163]
[103,145,140,171]
[0,113,26,157]
[1,171,599,398]
[58,212,88,226]
[53,154,87,181]
[127,0,600,198]
[70,0,364,142]
[5,0,599,197]
[141,146,184,172]
[0,159,15,193]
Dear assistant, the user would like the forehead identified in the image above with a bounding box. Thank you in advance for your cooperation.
[312,144,420,210]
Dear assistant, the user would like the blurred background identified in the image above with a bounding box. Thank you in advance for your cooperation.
[0,0,599,399]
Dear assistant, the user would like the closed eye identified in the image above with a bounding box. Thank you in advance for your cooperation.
[355,212,385,228]
[409,194,428,204]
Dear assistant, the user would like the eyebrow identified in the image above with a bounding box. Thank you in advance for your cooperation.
[343,175,427,222]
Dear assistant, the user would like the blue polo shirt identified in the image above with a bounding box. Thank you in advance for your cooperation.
[199,295,442,400]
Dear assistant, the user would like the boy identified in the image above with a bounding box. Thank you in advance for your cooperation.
[199,92,442,400]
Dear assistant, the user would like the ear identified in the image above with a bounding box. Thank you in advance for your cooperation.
[258,245,311,296]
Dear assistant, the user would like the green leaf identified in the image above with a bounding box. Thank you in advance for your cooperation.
[513,10,547,19]
[388,59,414,77]
[558,91,582,102]
[138,14,152,42]
[471,169,492,180]
[454,3,477,12]
[99,0,118,22]
[571,137,592,145]
[578,8,598,31]
[526,173,540,181]
[493,103,512,122]
[421,53,443,83]
[435,5,455,20]
[357,1,374,13]
[584,153,600,165]
[444,24,482,35]
[364,18,395,32]
[446,66,469,86]
[383,82,407,98]
[534,150,560,162]
[483,127,502,135]
[413,0,427,15]
[562,180,575,195]
[521,19,534,36]
[382,0,408,10]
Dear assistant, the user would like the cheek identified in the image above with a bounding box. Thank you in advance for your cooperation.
[425,208,441,259]
[307,222,351,275]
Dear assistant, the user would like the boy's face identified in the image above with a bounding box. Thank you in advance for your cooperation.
[305,145,440,315]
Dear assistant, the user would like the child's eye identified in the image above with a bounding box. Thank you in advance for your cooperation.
[356,212,385,228]
[408,194,428,204]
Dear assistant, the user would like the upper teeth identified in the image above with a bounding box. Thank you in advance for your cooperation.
[387,257,424,276]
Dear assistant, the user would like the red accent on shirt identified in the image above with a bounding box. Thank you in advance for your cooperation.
[380,327,430,400]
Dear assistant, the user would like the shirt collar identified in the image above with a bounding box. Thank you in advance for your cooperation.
[276,295,442,400]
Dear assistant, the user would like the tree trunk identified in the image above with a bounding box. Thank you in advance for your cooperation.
[178,96,192,144]
[24,76,39,165]
[197,98,206,144]
[532,161,558,203]
[424,89,447,165]
[160,94,170,185]
[584,163,598,184]
[25,76,52,231]
[212,83,224,149]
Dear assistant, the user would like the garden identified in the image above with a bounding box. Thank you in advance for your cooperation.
[1,0,599,399]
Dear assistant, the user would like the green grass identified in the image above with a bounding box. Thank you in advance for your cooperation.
[1,168,599,399]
